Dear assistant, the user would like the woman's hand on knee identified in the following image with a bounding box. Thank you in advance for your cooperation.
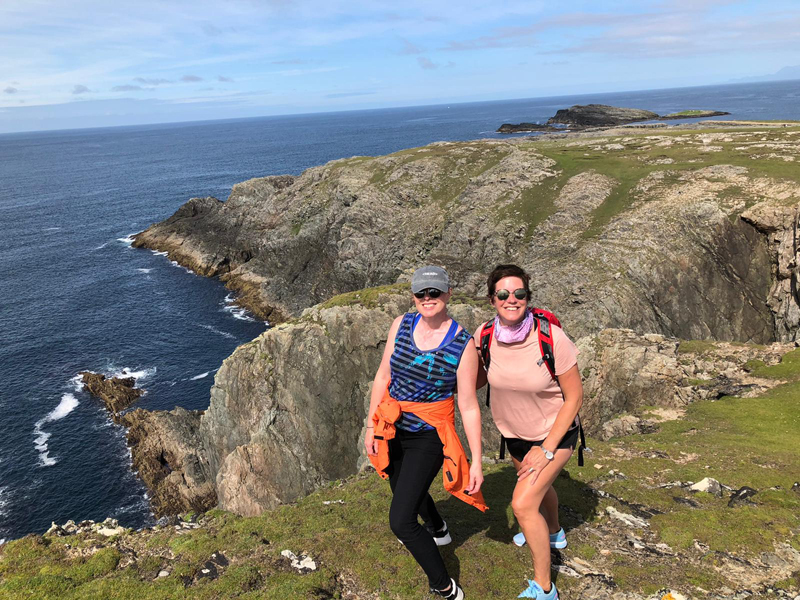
[517,447,550,485]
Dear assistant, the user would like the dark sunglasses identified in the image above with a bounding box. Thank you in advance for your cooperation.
[413,288,443,299]
[494,288,528,301]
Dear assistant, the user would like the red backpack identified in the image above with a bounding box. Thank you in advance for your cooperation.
[479,309,586,466]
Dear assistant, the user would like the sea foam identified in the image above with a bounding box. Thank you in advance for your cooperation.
[108,366,156,384]
[189,371,210,381]
[0,486,9,517]
[200,324,235,339]
[222,294,255,322]
[33,393,80,467]
[117,234,136,247]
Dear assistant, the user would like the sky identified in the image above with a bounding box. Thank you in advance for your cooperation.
[1,0,799,133]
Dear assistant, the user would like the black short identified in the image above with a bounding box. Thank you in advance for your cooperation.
[504,426,579,463]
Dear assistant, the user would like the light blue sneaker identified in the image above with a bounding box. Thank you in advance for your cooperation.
[512,528,567,549]
[518,580,558,599]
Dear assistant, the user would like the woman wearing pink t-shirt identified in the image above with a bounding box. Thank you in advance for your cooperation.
[474,264,583,600]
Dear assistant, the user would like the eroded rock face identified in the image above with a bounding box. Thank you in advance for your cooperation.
[200,295,494,515]
[742,202,800,341]
[136,293,790,517]
[130,130,799,346]
[79,372,143,417]
[121,407,216,517]
[126,125,800,518]
[547,104,659,127]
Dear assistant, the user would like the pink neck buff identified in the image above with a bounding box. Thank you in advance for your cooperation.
[493,309,533,344]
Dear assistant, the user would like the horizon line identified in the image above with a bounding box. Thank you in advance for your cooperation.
[2,77,797,137]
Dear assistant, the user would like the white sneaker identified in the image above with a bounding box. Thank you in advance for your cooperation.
[426,520,452,546]
[398,520,452,546]
[513,528,567,549]
[431,577,464,599]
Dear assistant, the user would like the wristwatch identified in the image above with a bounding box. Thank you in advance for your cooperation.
[541,446,554,461]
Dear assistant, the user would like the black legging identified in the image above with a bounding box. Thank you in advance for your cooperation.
[387,428,450,590]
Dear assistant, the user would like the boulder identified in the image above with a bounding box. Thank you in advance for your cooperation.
[690,477,723,496]
[80,372,143,416]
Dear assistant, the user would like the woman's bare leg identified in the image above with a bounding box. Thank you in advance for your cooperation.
[511,456,561,534]
[511,448,573,590]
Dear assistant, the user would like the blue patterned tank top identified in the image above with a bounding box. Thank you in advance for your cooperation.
[389,312,473,432]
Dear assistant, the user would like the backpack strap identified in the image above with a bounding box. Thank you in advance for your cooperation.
[479,320,494,408]
[533,308,587,467]
[478,320,507,458]
[532,310,557,380]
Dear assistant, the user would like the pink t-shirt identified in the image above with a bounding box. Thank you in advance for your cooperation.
[485,323,579,441]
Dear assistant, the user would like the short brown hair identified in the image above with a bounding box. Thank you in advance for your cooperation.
[487,264,530,298]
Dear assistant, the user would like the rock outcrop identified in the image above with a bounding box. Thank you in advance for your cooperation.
[127,123,800,516]
[496,122,563,133]
[80,372,143,418]
[134,287,792,517]
[133,124,800,345]
[121,407,216,517]
[547,104,659,126]
[742,203,800,341]
[197,293,496,516]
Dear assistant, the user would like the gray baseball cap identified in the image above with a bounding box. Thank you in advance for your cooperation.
[411,265,451,293]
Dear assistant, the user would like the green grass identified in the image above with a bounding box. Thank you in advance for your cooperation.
[4,365,799,599]
[317,283,411,310]
[677,340,718,354]
[662,110,720,118]
[747,348,800,379]
[496,128,800,241]
[368,143,511,210]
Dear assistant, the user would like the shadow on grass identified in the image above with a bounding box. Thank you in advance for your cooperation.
[435,464,600,584]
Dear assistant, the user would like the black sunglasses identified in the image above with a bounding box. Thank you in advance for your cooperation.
[494,288,528,301]
[413,288,443,299]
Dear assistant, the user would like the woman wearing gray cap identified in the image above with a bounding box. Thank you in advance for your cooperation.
[365,265,486,600]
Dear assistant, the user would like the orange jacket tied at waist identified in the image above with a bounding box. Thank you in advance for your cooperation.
[368,388,488,512]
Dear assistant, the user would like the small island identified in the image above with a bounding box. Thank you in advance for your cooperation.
[498,104,731,132]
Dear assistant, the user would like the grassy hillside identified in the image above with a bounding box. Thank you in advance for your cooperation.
[2,350,798,599]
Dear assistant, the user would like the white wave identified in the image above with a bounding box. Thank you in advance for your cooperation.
[151,250,168,257]
[94,241,109,250]
[108,367,156,385]
[200,324,235,339]
[42,393,79,423]
[117,233,136,247]
[32,393,79,467]
[43,227,61,232]
[69,373,85,392]
[0,486,9,517]
[137,268,152,274]
[222,296,256,322]
[167,260,196,275]
[0,539,5,545]
[189,371,210,381]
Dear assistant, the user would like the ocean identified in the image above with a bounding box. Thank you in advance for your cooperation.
[1,79,799,542]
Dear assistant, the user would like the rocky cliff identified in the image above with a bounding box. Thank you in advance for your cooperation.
[125,122,800,517]
[124,286,792,517]
[134,122,800,343]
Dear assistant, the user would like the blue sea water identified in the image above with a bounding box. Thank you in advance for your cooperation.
[1,79,799,542]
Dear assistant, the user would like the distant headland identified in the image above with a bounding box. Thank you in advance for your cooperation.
[497,103,730,133]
